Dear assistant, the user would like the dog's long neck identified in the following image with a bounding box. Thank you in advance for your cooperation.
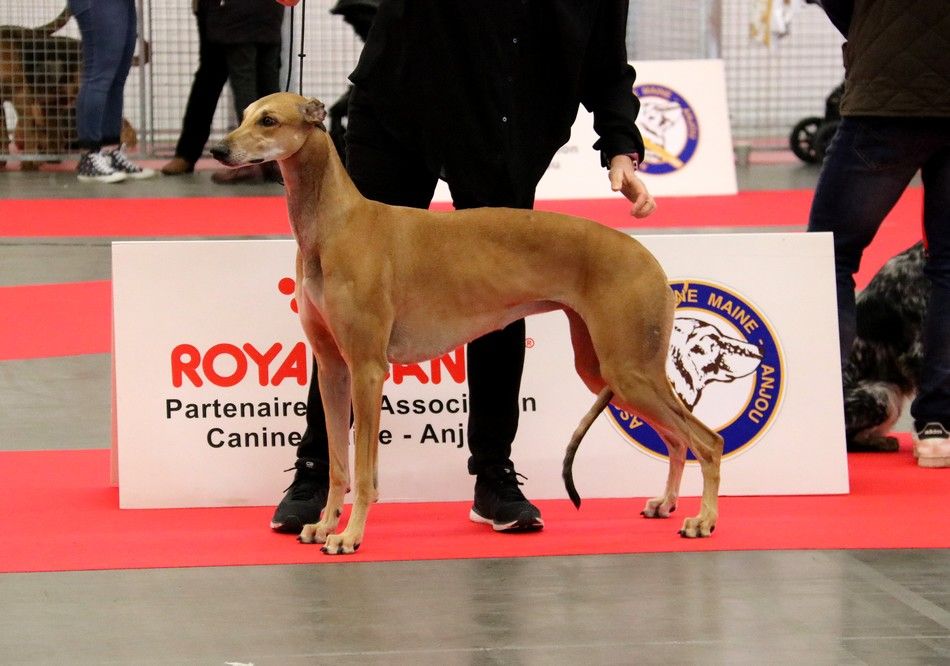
[279,130,362,254]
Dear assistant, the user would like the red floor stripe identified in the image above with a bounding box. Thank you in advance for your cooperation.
[0,281,111,360]
[0,436,947,573]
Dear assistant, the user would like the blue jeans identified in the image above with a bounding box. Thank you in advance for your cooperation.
[808,116,950,429]
[69,0,137,149]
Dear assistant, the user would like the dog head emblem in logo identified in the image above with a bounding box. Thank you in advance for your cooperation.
[633,84,699,175]
[609,280,784,460]
[668,318,763,410]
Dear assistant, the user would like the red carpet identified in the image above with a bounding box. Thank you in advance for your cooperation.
[1,435,947,573]
[0,281,112,360]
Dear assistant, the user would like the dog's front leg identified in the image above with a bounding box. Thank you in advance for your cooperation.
[322,359,387,555]
[298,347,351,545]
[295,270,351,544]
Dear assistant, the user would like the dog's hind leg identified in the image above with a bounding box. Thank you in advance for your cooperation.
[609,370,723,537]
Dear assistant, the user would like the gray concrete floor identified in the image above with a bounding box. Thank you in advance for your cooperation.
[1,161,945,665]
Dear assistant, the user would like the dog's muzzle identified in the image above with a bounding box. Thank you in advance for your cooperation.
[209,143,230,163]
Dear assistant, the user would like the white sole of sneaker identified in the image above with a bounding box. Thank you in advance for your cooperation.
[469,508,544,532]
[78,173,126,183]
[123,169,158,180]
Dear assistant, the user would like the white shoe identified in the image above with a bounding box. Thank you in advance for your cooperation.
[77,150,126,183]
[913,423,950,468]
[107,144,156,180]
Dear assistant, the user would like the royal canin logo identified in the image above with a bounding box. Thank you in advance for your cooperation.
[170,277,467,388]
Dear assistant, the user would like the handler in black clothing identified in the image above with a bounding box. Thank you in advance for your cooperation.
[271,0,656,534]
[162,0,284,182]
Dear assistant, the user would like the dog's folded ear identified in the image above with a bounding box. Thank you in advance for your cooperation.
[301,98,327,129]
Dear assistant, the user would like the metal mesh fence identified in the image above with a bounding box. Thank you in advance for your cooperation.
[0,3,85,167]
[721,1,845,147]
[1,0,845,165]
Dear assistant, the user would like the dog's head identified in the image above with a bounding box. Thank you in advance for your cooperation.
[210,92,327,167]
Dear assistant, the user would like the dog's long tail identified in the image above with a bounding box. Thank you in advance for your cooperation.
[39,7,72,34]
[563,387,614,509]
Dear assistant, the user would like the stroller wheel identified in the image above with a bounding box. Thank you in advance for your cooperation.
[789,116,823,164]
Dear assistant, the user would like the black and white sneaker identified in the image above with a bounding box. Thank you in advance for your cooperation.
[270,457,330,533]
[913,422,950,468]
[77,149,126,183]
[470,465,544,532]
[107,144,156,179]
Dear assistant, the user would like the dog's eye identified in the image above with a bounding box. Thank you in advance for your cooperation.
[260,116,278,127]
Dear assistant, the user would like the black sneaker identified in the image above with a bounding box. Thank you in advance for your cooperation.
[107,144,156,179]
[469,465,544,532]
[76,149,126,183]
[270,457,329,533]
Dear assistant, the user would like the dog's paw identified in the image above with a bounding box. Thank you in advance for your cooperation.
[641,497,676,519]
[297,521,333,544]
[678,516,715,538]
[320,533,361,555]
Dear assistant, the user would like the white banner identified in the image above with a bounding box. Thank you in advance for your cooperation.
[434,59,737,202]
[112,233,847,509]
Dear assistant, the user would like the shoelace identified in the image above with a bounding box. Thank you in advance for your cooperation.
[88,150,116,174]
[486,467,530,501]
[109,145,142,173]
[281,461,324,497]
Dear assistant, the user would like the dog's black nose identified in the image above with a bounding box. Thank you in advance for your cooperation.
[209,144,229,161]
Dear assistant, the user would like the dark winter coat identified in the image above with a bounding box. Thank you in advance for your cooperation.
[836,0,950,117]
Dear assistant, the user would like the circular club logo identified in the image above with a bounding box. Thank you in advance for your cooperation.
[608,280,784,461]
[633,84,699,175]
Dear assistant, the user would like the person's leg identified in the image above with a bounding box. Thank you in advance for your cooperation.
[910,126,950,466]
[224,43,259,121]
[447,184,543,531]
[168,8,230,169]
[69,0,128,182]
[270,87,438,532]
[255,43,282,99]
[100,1,155,179]
[807,117,922,365]
[98,0,136,148]
[213,44,265,184]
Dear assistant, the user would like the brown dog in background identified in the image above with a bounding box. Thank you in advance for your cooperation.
[0,7,142,170]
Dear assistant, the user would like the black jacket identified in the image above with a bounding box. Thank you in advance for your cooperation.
[349,0,644,201]
[204,0,284,45]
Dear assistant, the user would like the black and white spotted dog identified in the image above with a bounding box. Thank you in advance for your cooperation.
[843,242,928,451]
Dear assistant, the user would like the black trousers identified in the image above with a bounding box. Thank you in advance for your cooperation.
[174,11,280,163]
[223,42,281,121]
[296,87,532,476]
[173,10,228,164]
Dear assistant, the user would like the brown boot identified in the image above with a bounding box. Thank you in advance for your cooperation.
[161,156,194,175]
[211,164,262,184]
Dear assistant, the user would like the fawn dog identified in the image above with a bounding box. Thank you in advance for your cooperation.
[212,92,723,554]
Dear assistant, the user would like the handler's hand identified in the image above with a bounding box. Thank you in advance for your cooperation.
[276,0,300,6]
[609,154,656,218]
